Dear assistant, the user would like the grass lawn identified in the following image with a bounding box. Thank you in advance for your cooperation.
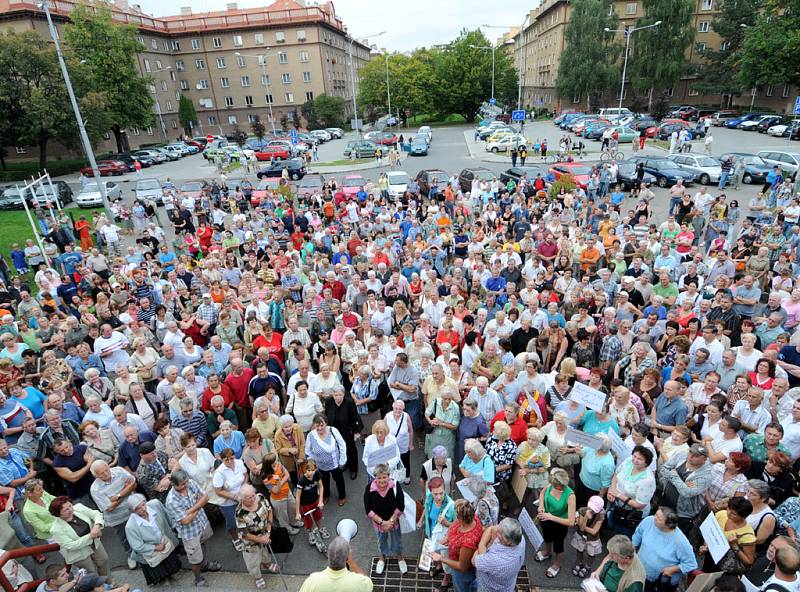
[406,113,470,126]
[0,208,103,264]
[316,158,372,167]
[0,159,87,182]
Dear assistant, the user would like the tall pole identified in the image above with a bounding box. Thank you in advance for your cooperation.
[155,100,167,139]
[40,0,111,216]
[261,58,277,134]
[619,31,631,110]
[384,52,392,128]
[491,45,496,103]
[517,15,530,110]
[348,39,360,136]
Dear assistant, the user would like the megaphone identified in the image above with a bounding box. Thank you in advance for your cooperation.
[336,518,359,542]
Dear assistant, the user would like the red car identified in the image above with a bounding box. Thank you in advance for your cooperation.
[341,174,366,197]
[80,160,129,176]
[645,119,689,138]
[250,178,282,207]
[549,162,592,189]
[254,146,291,161]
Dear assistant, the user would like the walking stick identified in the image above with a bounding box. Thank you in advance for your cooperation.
[265,542,290,592]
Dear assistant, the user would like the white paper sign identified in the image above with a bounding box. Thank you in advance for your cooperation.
[567,427,604,450]
[418,538,435,572]
[456,478,476,503]
[699,512,730,564]
[569,382,608,412]
[607,428,631,463]
[518,508,544,550]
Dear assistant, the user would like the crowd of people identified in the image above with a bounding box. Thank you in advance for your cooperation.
[0,150,798,592]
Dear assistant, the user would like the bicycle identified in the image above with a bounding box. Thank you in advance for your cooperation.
[600,149,625,163]
[547,152,568,164]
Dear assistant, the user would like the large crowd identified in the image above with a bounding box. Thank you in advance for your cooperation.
[0,157,798,592]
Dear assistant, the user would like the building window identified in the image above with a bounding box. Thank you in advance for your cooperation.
[766,84,774,96]
[216,57,226,69]
[572,94,580,104]
[161,80,168,91]
[191,38,200,50]
[783,85,791,98]
[688,88,699,96]
[146,126,154,135]
[171,120,178,129]
[180,80,189,90]
[285,92,294,103]
[131,128,140,136]
[163,41,169,51]
[198,79,209,89]
[300,50,310,62]
[245,95,254,106]
[626,2,636,14]
[248,114,258,123]
[701,0,713,8]
[155,60,163,70]
[151,39,158,49]
[224,96,234,107]
[721,40,731,50]
[137,35,144,45]
[302,71,311,82]
[241,75,251,87]
[228,115,238,124]
[254,33,264,45]
[279,52,288,64]
[213,37,222,48]
[696,42,706,53]
[276,31,285,43]
[195,59,206,70]
[170,70,176,81]
[220,77,230,88]
[143,59,151,73]
[698,21,709,32]
[282,73,292,83]
[237,56,246,68]
[166,100,173,110]
[265,94,274,104]
[665,87,674,97]
[232,35,243,47]
[261,74,270,86]
[297,29,306,41]
[14,147,26,155]
[175,60,185,71]
[208,115,218,125]
[305,91,314,101]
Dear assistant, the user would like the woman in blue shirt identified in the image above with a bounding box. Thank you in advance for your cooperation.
[8,382,46,420]
[213,420,246,459]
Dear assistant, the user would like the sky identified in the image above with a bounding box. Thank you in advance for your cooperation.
[131,0,536,52]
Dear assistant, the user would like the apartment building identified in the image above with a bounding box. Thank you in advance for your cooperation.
[0,0,370,156]
[511,0,797,114]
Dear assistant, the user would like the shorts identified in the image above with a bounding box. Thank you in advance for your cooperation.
[219,503,237,530]
[300,502,322,530]
[183,523,213,565]
[571,532,603,556]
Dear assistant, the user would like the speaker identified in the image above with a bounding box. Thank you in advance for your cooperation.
[336,518,358,542]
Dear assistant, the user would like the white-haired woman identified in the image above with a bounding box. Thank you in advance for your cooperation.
[274,415,306,486]
[459,439,495,486]
[591,534,647,592]
[385,399,414,485]
[81,368,115,405]
[113,364,141,405]
[485,420,518,512]
[466,474,499,528]
[577,435,615,509]
[125,493,181,586]
[362,420,401,480]
[424,389,460,463]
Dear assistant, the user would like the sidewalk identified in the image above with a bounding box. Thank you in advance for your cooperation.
[109,568,306,591]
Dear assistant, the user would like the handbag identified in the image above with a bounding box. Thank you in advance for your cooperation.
[611,504,644,530]
[423,399,438,435]
[269,526,294,554]
[142,537,175,568]
[717,548,748,575]
[399,491,417,534]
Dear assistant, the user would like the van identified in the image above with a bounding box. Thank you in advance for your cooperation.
[598,107,633,118]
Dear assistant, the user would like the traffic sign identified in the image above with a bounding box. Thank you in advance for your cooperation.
[489,98,496,106]
[794,96,800,115]
[511,109,526,121]
[290,129,298,145]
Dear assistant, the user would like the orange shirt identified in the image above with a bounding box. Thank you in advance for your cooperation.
[580,246,601,271]
[263,462,291,500]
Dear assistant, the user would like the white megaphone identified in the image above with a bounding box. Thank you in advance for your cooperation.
[336,518,359,542]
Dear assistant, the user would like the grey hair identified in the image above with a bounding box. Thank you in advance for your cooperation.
[327,537,350,570]
[597,434,612,453]
[127,493,147,511]
[279,414,294,426]
[432,445,448,460]
[89,460,109,476]
[170,468,190,486]
[84,368,100,380]
[464,438,485,458]
[462,397,478,409]
[373,463,390,478]
[358,364,371,375]
[210,395,225,406]
[499,517,523,546]
[179,397,194,409]
[219,420,233,430]
[24,478,43,495]
[550,468,570,488]
[747,479,771,501]
[607,534,635,558]
[466,473,487,497]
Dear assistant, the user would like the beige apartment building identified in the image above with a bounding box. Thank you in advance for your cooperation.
[512,0,797,114]
[0,0,370,157]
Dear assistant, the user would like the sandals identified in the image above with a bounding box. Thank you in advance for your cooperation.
[436,575,452,592]
[546,565,561,578]
[255,578,267,589]
[262,562,279,574]
[535,551,551,562]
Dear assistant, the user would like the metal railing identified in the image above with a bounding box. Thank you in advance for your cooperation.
[0,543,59,592]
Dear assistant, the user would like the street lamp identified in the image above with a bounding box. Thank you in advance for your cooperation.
[347,31,385,136]
[380,48,393,129]
[604,21,662,110]
[235,51,281,135]
[468,44,498,104]
[152,66,171,139]
[39,0,111,217]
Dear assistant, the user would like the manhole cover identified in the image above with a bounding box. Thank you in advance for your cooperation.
[369,558,531,591]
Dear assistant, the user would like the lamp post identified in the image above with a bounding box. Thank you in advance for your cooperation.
[382,49,392,128]
[347,31,385,136]
[39,0,111,217]
[468,44,497,104]
[235,51,279,135]
[152,66,171,140]
[604,21,662,110]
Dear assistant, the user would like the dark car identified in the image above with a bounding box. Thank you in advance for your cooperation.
[499,166,549,195]
[132,151,159,166]
[415,169,450,195]
[757,116,788,133]
[585,125,612,140]
[785,121,800,140]
[33,181,74,206]
[457,167,495,193]
[694,109,717,122]
[105,153,140,171]
[717,153,772,184]
[630,156,696,187]
[657,122,704,140]
[616,161,657,190]
[256,158,306,180]
[630,118,658,132]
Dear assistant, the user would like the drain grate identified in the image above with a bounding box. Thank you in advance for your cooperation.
[369,557,532,591]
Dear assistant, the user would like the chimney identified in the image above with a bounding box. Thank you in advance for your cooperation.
[180,6,192,15]
[226,2,238,10]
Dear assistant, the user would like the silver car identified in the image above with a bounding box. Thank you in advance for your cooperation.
[756,150,800,179]
[134,178,164,205]
[76,181,122,208]
[665,154,722,185]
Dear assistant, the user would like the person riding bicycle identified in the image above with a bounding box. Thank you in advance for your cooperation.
[609,129,619,154]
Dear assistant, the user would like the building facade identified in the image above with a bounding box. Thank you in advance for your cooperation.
[0,0,370,156]
[511,0,797,114]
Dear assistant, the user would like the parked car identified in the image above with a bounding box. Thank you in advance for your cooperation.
[105,153,140,171]
[386,171,410,197]
[755,150,800,179]
[189,137,209,147]
[418,126,433,138]
[250,178,282,207]
[485,135,528,152]
[499,166,549,195]
[693,109,717,122]
[179,181,204,200]
[665,154,721,185]
[75,181,121,207]
[325,128,344,139]
[33,181,73,206]
[297,173,325,197]
[0,187,29,210]
[152,147,180,161]
[671,106,698,120]
[160,145,186,158]
[134,149,166,165]
[254,145,291,161]
[588,125,637,143]
[739,115,776,131]
[717,153,771,184]
[364,131,398,146]
[409,137,429,156]
[629,118,658,132]
[310,130,332,142]
[80,160,129,176]
[478,123,511,140]
[458,167,495,193]
[726,113,766,128]
[767,123,791,137]
[656,122,704,140]
[134,178,164,204]
[711,111,740,126]
[553,111,583,125]
[549,162,592,189]
[616,161,657,190]
[415,169,449,195]
[341,174,367,196]
[257,158,306,180]
[343,141,378,159]
[630,156,696,187]
[755,116,786,133]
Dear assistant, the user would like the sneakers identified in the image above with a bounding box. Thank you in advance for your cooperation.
[375,559,385,575]
[203,561,222,572]
[195,576,208,588]
[127,557,137,570]
[308,529,317,545]
[319,527,330,539]
[398,559,408,574]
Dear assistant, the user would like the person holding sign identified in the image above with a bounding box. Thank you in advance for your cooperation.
[699,497,756,575]
[536,468,576,578]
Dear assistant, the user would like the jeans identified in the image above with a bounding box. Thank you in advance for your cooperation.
[376,527,403,557]
[37,219,49,235]
[403,398,423,430]
[11,511,34,547]
[452,568,478,592]
[718,170,730,189]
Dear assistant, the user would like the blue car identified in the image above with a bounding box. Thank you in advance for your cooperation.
[409,138,428,156]
[726,113,766,128]
[718,153,772,185]
[630,156,696,187]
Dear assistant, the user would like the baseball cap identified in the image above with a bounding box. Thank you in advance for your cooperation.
[688,444,708,458]
[587,496,604,513]
[202,293,211,299]
[139,442,156,454]
[77,575,107,592]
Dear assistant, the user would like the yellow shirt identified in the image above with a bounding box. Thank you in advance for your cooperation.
[715,510,756,546]
[298,567,373,592]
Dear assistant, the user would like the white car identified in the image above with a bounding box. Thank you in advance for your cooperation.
[76,181,121,208]
[666,154,722,185]
[418,126,432,137]
[768,124,789,136]
[486,135,528,153]
[134,178,164,204]
[310,130,332,142]
[386,171,410,197]
[739,116,772,131]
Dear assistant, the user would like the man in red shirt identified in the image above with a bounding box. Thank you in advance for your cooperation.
[223,356,254,430]
[252,324,284,364]
[536,233,559,265]
[323,271,346,302]
[489,402,529,444]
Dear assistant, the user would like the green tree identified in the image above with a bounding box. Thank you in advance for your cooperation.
[555,0,620,111]
[250,115,266,141]
[300,100,319,129]
[357,51,437,118]
[313,94,346,128]
[626,0,695,107]
[178,95,198,136]
[64,4,154,153]
[734,0,800,90]
[692,0,762,101]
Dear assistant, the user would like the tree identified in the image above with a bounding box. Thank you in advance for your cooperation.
[626,0,695,107]
[556,0,620,111]
[178,95,198,136]
[357,51,437,118]
[313,95,346,128]
[692,0,762,102]
[279,114,289,131]
[64,4,154,153]
[734,0,800,90]
[300,100,319,129]
[250,115,266,141]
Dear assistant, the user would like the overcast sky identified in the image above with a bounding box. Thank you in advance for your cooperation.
[132,0,534,52]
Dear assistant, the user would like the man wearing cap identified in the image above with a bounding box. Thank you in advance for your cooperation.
[657,443,713,536]
[135,442,171,503]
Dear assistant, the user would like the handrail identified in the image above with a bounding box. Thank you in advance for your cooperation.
[0,544,60,592]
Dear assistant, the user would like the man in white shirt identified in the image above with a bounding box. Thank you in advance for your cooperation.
[780,399,800,461]
[93,323,129,376]
[758,544,800,592]
[732,387,772,438]
[244,295,270,324]
[689,325,725,365]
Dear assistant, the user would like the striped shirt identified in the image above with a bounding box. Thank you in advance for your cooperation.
[172,411,208,446]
